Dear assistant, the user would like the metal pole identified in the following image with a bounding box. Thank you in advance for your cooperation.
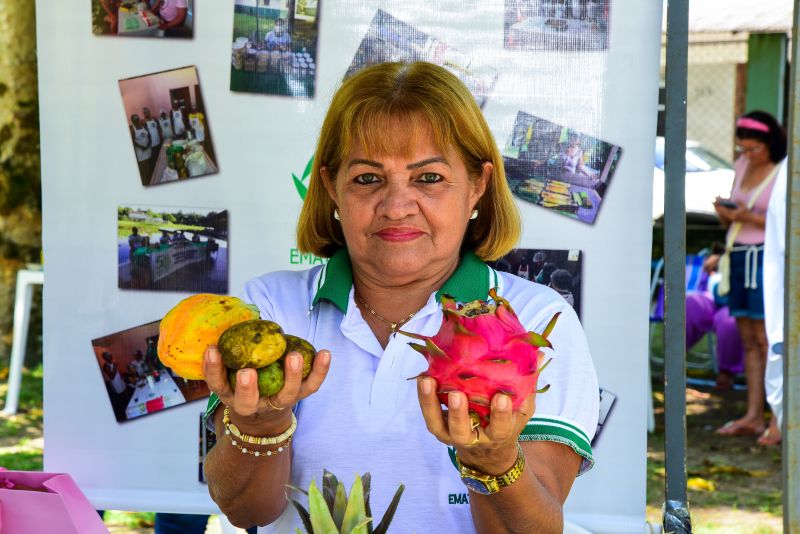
[662,0,691,532]
[783,2,800,531]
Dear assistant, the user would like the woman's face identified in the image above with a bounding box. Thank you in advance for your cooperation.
[322,125,489,284]
[736,138,771,166]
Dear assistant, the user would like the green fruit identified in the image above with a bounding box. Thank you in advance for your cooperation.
[228,362,284,397]
[218,319,286,370]
[283,334,316,379]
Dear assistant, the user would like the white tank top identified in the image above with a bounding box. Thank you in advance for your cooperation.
[145,119,160,146]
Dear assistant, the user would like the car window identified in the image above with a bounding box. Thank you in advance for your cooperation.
[687,146,732,172]
[654,140,732,172]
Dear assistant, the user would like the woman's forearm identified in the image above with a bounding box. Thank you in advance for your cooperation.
[469,467,563,534]
[204,407,293,528]
[743,211,766,229]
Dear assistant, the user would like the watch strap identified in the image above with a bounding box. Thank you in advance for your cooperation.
[455,443,526,492]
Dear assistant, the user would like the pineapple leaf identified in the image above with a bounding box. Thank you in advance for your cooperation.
[341,475,369,534]
[542,312,561,339]
[288,498,313,534]
[523,331,552,349]
[332,481,348,530]
[362,473,373,534]
[373,484,405,534]
[308,479,339,534]
[286,483,310,497]
[322,470,339,511]
[351,518,373,534]
[537,383,551,393]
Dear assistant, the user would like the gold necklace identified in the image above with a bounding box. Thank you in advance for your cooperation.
[354,293,416,333]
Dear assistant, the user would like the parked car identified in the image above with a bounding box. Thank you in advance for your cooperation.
[652,136,735,221]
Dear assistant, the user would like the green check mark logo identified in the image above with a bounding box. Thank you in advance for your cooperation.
[292,157,314,200]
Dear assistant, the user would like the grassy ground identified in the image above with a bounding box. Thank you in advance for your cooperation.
[647,323,784,532]
[1,350,786,532]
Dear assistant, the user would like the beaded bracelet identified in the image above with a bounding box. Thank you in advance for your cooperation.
[227,432,292,457]
[222,406,297,446]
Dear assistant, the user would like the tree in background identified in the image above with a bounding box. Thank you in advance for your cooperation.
[0,1,42,368]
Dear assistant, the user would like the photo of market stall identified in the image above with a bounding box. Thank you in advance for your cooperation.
[230,0,319,98]
[91,320,209,423]
[504,111,621,225]
[347,9,499,109]
[504,0,609,50]
[119,66,218,187]
[117,205,228,293]
[91,0,194,38]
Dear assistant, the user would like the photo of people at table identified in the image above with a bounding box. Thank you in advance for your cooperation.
[118,205,228,294]
[92,321,209,423]
[119,66,218,186]
[504,0,609,50]
[230,0,319,98]
[504,111,621,225]
[346,9,499,109]
[487,248,583,318]
[92,0,194,38]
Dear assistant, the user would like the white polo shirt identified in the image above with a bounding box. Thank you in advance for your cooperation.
[205,250,599,533]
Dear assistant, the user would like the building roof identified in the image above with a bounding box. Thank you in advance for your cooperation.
[662,1,794,34]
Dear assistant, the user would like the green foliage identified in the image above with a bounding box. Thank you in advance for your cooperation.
[0,450,42,471]
[290,471,404,534]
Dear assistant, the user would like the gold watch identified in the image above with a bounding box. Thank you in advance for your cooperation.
[454,443,526,495]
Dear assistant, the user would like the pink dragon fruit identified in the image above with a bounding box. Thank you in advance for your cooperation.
[402,288,558,428]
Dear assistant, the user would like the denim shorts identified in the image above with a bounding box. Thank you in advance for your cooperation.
[727,245,765,319]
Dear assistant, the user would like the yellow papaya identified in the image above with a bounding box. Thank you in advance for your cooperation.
[157,294,261,380]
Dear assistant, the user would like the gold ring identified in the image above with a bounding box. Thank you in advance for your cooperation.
[469,428,480,446]
[267,396,285,411]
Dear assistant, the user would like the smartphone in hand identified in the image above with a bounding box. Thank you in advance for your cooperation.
[718,199,738,209]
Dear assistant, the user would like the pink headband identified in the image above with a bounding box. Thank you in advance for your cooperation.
[736,117,770,133]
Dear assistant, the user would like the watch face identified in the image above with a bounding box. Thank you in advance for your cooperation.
[461,476,492,495]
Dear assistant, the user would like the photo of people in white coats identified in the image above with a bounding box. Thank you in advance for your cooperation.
[119,66,218,186]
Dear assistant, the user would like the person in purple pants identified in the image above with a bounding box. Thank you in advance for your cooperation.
[685,286,744,390]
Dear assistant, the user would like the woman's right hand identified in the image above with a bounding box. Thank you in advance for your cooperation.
[203,345,331,435]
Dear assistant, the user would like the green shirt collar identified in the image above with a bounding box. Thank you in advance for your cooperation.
[312,249,491,313]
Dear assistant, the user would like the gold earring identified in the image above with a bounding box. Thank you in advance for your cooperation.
[334,209,340,221]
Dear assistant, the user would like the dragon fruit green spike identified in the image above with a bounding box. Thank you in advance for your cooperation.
[402,288,558,428]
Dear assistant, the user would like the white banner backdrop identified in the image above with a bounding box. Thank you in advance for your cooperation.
[38,1,661,532]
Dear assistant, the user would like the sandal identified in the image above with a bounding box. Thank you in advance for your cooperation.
[715,420,765,437]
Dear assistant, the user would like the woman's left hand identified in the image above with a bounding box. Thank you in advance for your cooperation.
[417,376,533,473]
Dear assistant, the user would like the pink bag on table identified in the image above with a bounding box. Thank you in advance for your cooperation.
[0,469,108,534]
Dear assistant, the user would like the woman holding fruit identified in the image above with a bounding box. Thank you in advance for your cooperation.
[202,62,599,533]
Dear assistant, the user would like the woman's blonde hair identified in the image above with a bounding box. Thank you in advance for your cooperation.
[296,61,521,261]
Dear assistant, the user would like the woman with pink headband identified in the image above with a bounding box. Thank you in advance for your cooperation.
[713,110,786,446]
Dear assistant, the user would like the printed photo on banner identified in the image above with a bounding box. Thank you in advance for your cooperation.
[91,0,194,38]
[504,0,610,50]
[503,111,621,225]
[347,9,499,109]
[118,205,228,294]
[91,320,210,423]
[119,66,218,187]
[487,248,583,318]
[230,0,319,98]
[199,413,216,483]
